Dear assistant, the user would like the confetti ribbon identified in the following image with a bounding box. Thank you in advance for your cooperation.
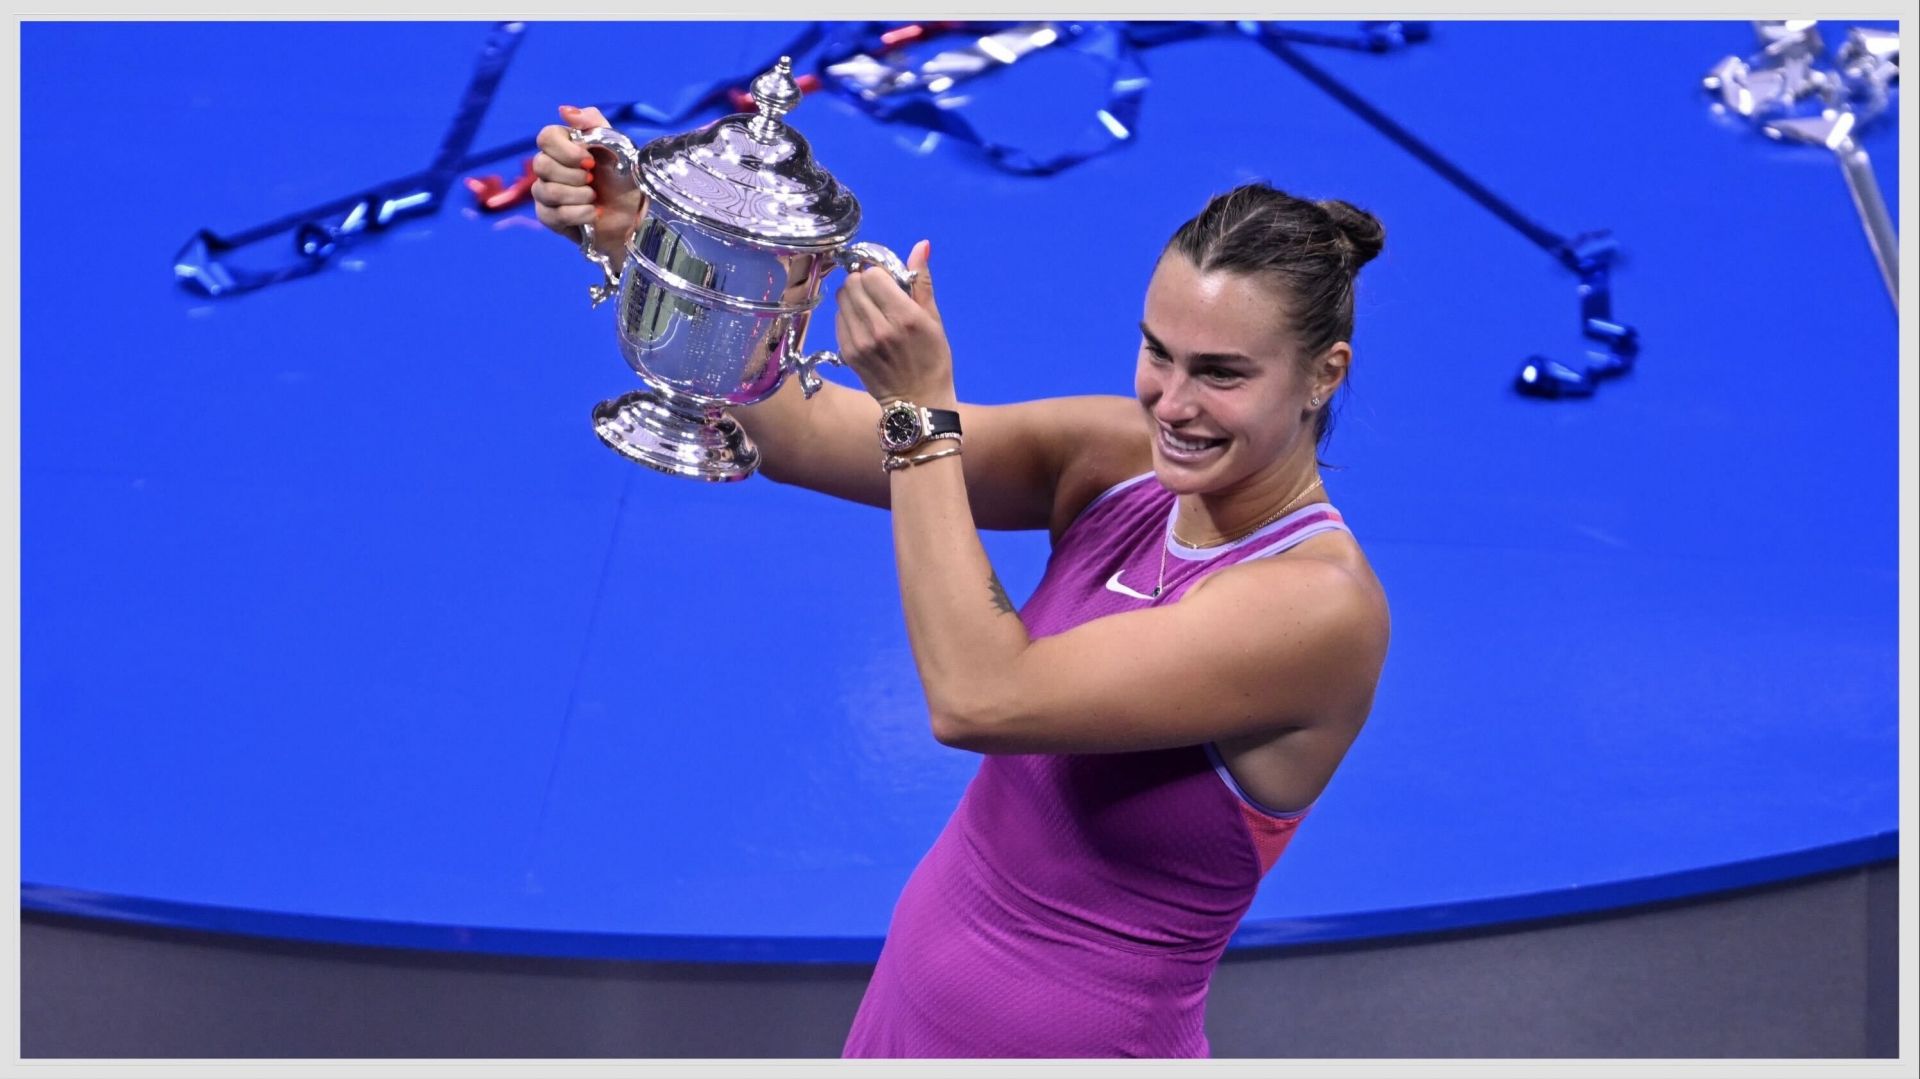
[175,21,527,297]
[1703,21,1899,306]
[175,22,829,297]
[819,21,1150,176]
[1237,22,1639,399]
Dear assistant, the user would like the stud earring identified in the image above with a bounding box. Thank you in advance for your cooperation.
[1309,395,1322,407]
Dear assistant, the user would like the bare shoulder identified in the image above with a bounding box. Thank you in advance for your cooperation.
[1187,530,1391,688]
[1194,531,1390,809]
[1199,526,1383,599]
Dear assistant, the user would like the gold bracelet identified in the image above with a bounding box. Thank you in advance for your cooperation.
[876,431,961,460]
[881,445,963,472]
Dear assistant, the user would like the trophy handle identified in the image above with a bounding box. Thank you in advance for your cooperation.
[836,242,919,293]
[566,125,644,308]
[790,349,843,400]
[790,244,918,398]
[783,315,847,400]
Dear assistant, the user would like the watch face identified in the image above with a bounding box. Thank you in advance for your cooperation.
[881,407,921,449]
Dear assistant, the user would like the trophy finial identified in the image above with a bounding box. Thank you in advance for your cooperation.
[747,57,802,139]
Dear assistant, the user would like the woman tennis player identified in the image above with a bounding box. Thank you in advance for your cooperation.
[534,105,1390,1058]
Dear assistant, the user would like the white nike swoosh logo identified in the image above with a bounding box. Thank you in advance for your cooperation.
[1105,571,1155,601]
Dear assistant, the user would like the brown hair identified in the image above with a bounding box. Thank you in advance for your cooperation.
[1163,183,1385,453]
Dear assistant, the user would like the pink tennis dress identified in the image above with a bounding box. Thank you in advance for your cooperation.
[842,473,1353,1058]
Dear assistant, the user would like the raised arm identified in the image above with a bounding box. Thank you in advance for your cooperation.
[739,375,1144,535]
[532,106,1146,536]
[833,258,1390,757]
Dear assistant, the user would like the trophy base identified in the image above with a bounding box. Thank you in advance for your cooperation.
[591,390,760,482]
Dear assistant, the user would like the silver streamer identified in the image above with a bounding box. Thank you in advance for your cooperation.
[1704,22,1900,303]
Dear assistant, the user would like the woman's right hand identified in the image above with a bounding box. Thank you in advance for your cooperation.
[532,105,643,266]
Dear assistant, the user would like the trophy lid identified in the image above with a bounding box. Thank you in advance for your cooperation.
[636,57,861,249]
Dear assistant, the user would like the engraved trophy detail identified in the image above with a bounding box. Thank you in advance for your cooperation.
[569,57,917,480]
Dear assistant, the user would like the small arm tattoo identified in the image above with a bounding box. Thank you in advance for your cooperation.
[987,571,1016,615]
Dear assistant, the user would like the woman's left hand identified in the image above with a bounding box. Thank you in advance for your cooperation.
[834,240,955,405]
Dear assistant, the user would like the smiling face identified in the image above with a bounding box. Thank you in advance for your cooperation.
[1134,253,1346,500]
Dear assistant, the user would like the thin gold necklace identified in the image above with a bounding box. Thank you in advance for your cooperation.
[1149,475,1324,599]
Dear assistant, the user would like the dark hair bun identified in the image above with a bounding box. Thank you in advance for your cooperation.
[1317,199,1386,272]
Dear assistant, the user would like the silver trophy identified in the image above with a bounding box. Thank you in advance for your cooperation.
[568,57,916,481]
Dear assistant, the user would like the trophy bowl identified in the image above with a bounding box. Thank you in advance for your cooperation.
[569,57,916,482]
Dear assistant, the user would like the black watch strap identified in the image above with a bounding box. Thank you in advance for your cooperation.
[925,408,962,437]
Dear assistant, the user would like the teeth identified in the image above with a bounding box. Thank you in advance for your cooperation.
[1163,429,1219,452]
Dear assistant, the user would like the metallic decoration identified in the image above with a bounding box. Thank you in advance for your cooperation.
[176,21,1429,295]
[826,22,1064,102]
[566,57,918,481]
[174,21,527,297]
[1517,234,1640,398]
[1234,22,1639,401]
[1704,21,1899,305]
[820,21,1152,176]
[814,20,1427,176]
[175,22,828,296]
[1120,20,1429,51]
[1764,110,1899,303]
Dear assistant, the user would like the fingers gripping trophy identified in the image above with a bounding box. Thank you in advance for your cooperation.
[562,58,917,481]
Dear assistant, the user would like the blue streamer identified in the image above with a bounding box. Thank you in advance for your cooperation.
[1239,23,1639,399]
[176,5,1633,401]
[174,22,826,299]
[176,21,527,298]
